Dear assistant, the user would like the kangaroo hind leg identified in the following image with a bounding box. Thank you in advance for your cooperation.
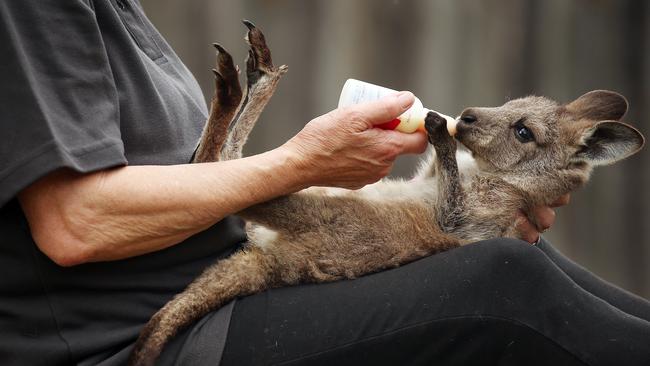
[193,43,243,163]
[221,20,288,161]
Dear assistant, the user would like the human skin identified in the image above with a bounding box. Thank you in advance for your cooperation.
[18,92,561,267]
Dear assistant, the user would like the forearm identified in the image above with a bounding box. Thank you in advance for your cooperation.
[19,147,305,265]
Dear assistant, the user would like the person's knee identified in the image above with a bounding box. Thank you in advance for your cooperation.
[469,238,554,280]
[477,237,544,260]
[450,238,562,309]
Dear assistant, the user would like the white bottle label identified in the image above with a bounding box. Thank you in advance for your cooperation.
[338,79,397,107]
[338,79,424,133]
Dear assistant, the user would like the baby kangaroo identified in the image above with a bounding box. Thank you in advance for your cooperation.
[129,21,645,365]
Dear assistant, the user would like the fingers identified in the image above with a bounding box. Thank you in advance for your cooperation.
[384,130,429,155]
[514,211,541,244]
[518,194,568,243]
[550,193,571,207]
[533,206,556,231]
[516,205,557,244]
[400,131,428,154]
[346,91,415,126]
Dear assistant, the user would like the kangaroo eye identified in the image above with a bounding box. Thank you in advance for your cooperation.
[514,120,535,143]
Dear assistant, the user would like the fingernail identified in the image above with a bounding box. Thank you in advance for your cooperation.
[396,91,414,109]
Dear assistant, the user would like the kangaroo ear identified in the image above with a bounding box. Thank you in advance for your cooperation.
[574,121,645,166]
[566,90,628,121]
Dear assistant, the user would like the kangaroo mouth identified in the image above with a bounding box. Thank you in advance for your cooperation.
[454,122,486,152]
[455,139,474,155]
[453,124,471,148]
[454,131,485,163]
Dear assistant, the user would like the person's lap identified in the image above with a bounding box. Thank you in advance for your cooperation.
[535,238,650,322]
[162,238,650,366]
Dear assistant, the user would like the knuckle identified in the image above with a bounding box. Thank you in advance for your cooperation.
[343,108,365,123]
[378,165,392,178]
[381,137,402,157]
[391,137,405,152]
[385,145,400,158]
[341,109,370,131]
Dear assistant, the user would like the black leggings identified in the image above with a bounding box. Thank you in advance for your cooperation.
[217,238,650,366]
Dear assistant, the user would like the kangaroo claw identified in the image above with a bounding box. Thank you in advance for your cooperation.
[243,19,272,67]
[242,19,256,30]
[212,42,226,53]
[241,19,287,86]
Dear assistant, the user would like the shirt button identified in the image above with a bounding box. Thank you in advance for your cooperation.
[116,0,128,10]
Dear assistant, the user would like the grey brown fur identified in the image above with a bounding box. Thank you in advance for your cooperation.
[128,21,645,366]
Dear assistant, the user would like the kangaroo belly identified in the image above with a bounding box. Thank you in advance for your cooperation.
[245,199,458,279]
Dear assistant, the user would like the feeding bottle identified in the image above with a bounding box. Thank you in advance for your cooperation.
[338,79,457,135]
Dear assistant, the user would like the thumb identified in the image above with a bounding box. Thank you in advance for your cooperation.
[345,91,415,127]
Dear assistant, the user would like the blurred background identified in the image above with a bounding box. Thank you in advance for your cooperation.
[140,0,649,299]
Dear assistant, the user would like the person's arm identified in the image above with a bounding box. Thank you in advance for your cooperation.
[19,92,427,267]
[19,152,302,266]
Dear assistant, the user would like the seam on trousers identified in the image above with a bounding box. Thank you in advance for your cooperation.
[28,242,74,363]
[174,300,236,366]
[272,314,590,366]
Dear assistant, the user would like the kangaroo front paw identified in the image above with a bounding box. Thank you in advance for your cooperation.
[243,19,288,85]
[425,111,456,150]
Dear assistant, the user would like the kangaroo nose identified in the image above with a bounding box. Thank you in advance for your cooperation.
[460,115,477,124]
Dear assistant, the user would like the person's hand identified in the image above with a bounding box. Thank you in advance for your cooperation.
[516,194,571,243]
[283,91,428,189]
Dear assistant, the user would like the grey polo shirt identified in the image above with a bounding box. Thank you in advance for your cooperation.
[0,0,245,364]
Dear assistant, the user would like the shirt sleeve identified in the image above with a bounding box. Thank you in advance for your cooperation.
[0,0,127,207]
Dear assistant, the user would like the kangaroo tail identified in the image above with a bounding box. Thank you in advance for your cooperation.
[128,246,275,366]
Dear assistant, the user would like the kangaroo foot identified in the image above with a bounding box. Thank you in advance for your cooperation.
[212,43,242,109]
[193,44,243,163]
[221,20,288,160]
[242,19,288,86]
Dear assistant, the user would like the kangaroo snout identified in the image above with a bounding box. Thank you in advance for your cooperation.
[460,114,477,124]
[454,108,482,142]
[458,108,482,126]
